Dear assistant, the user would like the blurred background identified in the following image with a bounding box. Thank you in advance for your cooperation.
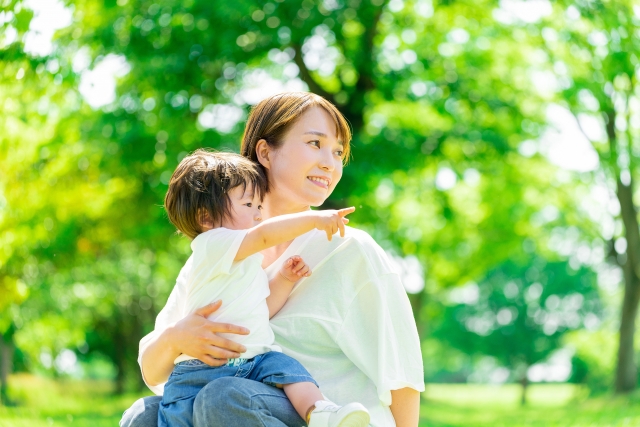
[1,0,640,425]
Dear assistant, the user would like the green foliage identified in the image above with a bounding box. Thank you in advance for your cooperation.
[566,329,617,393]
[433,258,602,380]
[0,0,633,396]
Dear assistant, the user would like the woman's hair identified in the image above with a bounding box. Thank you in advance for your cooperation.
[241,92,352,183]
[164,149,267,239]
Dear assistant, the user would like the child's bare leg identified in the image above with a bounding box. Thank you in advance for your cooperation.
[282,382,323,421]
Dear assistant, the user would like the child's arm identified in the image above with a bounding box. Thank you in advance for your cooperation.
[266,256,310,318]
[234,207,354,261]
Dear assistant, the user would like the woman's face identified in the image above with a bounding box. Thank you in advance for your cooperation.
[262,106,344,211]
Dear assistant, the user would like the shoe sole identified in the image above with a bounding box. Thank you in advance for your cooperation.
[334,409,370,427]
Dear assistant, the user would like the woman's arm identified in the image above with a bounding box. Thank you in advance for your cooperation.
[333,265,425,425]
[141,301,250,386]
[390,388,421,427]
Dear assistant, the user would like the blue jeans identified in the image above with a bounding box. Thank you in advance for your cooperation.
[120,377,306,427]
[156,352,314,427]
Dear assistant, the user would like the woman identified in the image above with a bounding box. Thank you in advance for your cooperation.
[121,92,424,427]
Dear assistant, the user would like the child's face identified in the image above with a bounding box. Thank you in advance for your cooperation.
[220,185,263,230]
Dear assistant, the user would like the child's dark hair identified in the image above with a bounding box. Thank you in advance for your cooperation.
[164,149,267,239]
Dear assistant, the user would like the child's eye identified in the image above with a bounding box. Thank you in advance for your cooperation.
[335,150,344,157]
[258,205,263,210]
[245,203,252,207]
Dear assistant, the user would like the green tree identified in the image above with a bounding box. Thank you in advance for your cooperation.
[67,0,555,340]
[433,258,602,404]
[533,0,640,393]
[0,0,614,397]
[0,1,162,393]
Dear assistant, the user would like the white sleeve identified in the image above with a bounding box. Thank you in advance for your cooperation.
[335,271,425,406]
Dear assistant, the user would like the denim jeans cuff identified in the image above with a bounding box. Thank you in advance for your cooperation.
[262,374,318,388]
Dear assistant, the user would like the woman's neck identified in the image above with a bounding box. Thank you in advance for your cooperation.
[262,193,310,220]
[260,193,312,269]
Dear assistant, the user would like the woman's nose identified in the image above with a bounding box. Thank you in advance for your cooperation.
[318,148,335,171]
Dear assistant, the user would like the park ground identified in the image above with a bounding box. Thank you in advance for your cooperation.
[1,374,639,427]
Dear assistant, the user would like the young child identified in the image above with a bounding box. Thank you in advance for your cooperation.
[158,149,370,427]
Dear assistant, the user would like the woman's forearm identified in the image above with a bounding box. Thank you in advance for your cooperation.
[390,387,421,427]
[140,302,250,387]
[141,326,182,386]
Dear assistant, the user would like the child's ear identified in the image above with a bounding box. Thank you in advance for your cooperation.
[198,210,215,230]
[255,139,271,170]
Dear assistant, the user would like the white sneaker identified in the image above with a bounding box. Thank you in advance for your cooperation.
[308,400,370,427]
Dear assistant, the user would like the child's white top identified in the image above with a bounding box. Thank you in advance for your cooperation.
[140,226,424,427]
[165,227,280,364]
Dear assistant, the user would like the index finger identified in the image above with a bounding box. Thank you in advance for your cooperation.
[338,207,356,217]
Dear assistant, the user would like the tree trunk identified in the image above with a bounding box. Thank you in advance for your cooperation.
[113,313,126,395]
[408,291,426,339]
[0,328,14,406]
[606,107,640,394]
[520,373,528,406]
[132,310,146,392]
[0,333,5,406]
[616,273,640,392]
[615,176,640,392]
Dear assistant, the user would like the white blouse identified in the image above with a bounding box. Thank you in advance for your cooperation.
[139,226,424,427]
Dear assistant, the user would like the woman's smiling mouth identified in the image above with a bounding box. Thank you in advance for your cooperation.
[307,176,331,189]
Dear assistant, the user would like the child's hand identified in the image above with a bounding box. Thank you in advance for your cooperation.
[313,207,355,241]
[279,256,311,283]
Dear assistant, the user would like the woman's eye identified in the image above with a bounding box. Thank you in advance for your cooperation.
[335,150,344,157]
[308,140,320,147]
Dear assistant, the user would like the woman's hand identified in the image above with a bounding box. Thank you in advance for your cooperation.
[170,301,250,365]
[141,300,250,386]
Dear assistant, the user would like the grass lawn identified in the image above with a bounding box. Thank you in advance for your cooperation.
[0,374,149,427]
[421,383,640,427]
[2,374,640,426]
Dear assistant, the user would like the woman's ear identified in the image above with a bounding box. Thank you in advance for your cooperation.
[255,139,271,170]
